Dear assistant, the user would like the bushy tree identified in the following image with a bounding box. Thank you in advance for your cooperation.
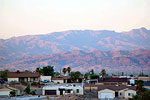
[91,74,99,79]
[129,91,150,100]
[40,65,54,77]
[30,90,36,95]
[70,71,81,82]
[9,90,16,97]
[0,70,9,81]
[54,72,60,76]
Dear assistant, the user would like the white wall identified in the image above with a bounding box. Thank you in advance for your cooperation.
[98,89,115,99]
[130,79,135,84]
[40,76,51,81]
[0,90,11,96]
[42,84,84,95]
[8,78,19,82]
[124,90,136,99]
[53,80,64,83]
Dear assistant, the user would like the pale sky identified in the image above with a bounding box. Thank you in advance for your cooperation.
[0,0,150,39]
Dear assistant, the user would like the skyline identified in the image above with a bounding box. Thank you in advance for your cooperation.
[0,0,150,39]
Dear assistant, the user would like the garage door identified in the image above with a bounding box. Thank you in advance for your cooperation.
[45,90,56,95]
[100,93,113,99]
[0,91,10,96]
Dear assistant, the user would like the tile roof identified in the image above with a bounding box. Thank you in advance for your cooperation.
[98,78,128,83]
[52,75,84,80]
[7,71,39,78]
[144,81,150,86]
[98,85,136,91]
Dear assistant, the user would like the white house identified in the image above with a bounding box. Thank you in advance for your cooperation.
[42,83,84,96]
[0,86,20,96]
[7,71,39,82]
[52,75,84,84]
[40,75,51,82]
[129,78,135,85]
[98,86,136,99]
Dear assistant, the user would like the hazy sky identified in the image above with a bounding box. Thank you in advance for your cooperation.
[0,0,150,39]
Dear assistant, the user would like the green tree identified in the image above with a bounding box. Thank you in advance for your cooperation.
[129,91,150,100]
[63,68,67,75]
[0,70,8,81]
[91,74,99,79]
[67,67,71,74]
[30,90,36,95]
[100,69,106,78]
[24,83,30,94]
[136,80,144,93]
[70,71,81,82]
[54,72,60,76]
[9,90,16,97]
[40,65,54,77]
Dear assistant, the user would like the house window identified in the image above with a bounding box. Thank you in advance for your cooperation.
[128,93,133,96]
[76,89,79,93]
[120,92,122,96]
[128,93,131,96]
[65,90,71,93]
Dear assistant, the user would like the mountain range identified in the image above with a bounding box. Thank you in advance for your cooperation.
[0,27,150,74]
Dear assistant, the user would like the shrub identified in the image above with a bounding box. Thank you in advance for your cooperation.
[30,90,36,95]
[9,90,16,97]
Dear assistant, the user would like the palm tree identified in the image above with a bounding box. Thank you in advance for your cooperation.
[67,67,71,74]
[63,68,67,76]
[100,69,106,78]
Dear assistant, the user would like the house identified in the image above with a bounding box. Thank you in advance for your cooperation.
[98,86,136,99]
[52,75,84,83]
[138,77,150,81]
[96,78,128,85]
[42,83,84,95]
[0,85,20,96]
[40,75,51,82]
[7,71,40,82]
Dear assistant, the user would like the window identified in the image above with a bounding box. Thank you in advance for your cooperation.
[120,92,122,96]
[128,93,131,96]
[76,89,79,93]
[65,90,71,93]
[128,93,133,96]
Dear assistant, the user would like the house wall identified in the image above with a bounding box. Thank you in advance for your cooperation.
[118,89,125,99]
[8,78,19,82]
[98,89,115,99]
[0,90,11,96]
[42,85,83,95]
[40,76,51,82]
[124,90,136,99]
[53,80,64,83]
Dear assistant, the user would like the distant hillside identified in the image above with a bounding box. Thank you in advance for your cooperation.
[0,27,150,73]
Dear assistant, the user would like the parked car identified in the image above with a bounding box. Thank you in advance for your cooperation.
[43,80,50,83]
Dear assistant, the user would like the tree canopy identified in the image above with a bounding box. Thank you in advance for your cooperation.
[70,71,82,82]
[39,65,54,77]
[100,69,106,78]
[0,70,8,81]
